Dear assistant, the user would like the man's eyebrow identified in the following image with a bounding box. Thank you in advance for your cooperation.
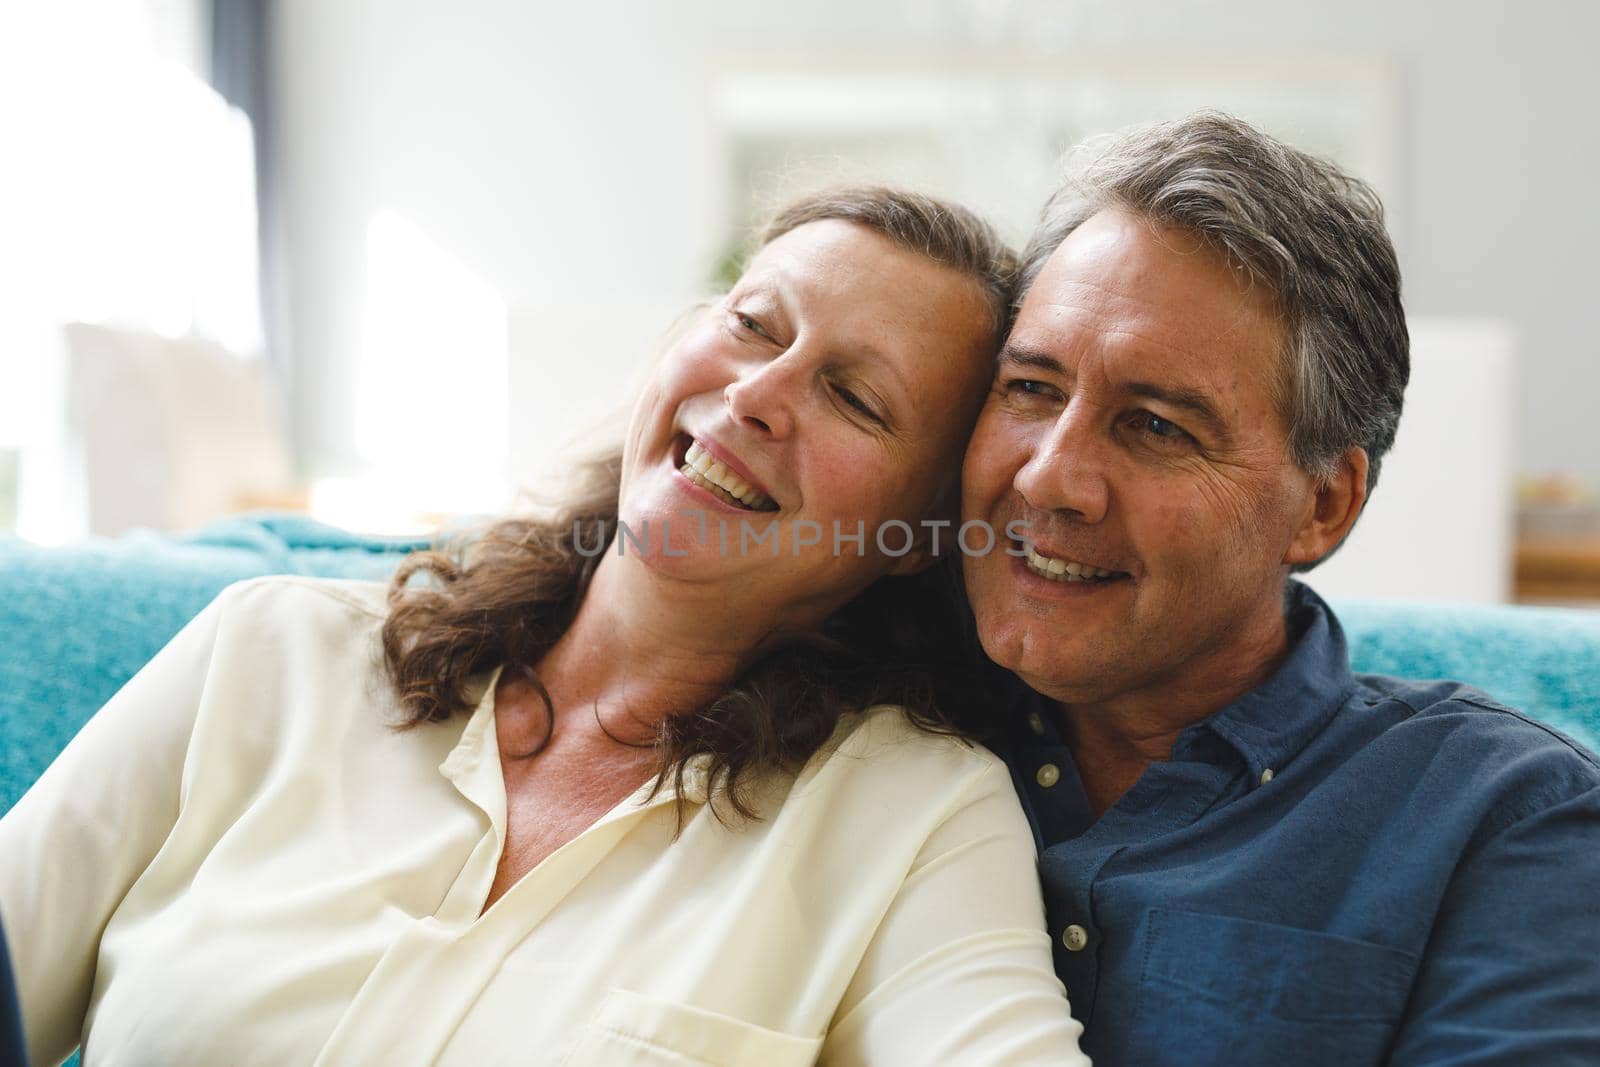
[1125,381,1231,440]
[999,344,1232,438]
[998,345,1066,375]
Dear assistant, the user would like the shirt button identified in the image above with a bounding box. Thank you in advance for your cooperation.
[1036,763,1061,788]
[1260,768,1275,785]
[1062,924,1090,951]
[1027,711,1046,736]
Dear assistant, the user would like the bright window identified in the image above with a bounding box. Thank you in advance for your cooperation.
[0,0,261,540]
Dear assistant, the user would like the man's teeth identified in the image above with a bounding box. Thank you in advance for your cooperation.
[681,441,776,511]
[1025,546,1120,583]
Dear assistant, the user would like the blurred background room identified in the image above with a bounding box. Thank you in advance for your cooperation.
[1,0,1597,606]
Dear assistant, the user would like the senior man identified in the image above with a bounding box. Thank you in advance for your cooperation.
[965,112,1600,1065]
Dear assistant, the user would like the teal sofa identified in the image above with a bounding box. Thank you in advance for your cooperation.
[1,516,432,815]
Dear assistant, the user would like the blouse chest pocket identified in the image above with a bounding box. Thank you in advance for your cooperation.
[1129,907,1418,1067]
[560,988,824,1067]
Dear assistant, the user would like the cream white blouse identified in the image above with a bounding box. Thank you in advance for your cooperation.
[0,576,1089,1066]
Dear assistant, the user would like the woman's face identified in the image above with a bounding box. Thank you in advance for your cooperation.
[618,218,999,628]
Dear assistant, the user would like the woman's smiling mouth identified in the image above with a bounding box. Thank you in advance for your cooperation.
[676,438,778,512]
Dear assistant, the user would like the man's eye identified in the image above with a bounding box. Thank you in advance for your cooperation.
[1003,378,1056,398]
[1134,412,1192,444]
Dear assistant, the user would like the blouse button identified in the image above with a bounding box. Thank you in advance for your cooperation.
[1027,711,1046,736]
[1036,763,1061,788]
[1062,924,1090,952]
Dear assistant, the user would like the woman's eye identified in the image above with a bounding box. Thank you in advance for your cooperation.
[833,383,880,422]
[732,311,770,340]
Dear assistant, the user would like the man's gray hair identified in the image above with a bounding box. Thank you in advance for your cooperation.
[1019,111,1408,569]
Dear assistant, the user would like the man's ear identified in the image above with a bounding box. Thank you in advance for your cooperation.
[1284,446,1370,568]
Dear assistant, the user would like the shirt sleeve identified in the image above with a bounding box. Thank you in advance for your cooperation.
[820,755,1091,1067]
[1386,775,1600,1064]
[0,585,229,1067]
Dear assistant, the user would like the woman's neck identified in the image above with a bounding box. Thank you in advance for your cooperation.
[532,553,780,741]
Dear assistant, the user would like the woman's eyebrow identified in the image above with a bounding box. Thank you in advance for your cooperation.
[731,276,780,305]
[862,344,907,400]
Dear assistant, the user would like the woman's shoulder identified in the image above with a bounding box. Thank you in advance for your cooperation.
[799,704,1013,809]
[832,702,1001,761]
[189,575,393,657]
[194,576,398,692]
[754,706,1031,889]
[175,575,431,759]
[209,573,393,622]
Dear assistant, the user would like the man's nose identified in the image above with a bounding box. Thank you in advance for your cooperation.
[1013,410,1110,524]
[723,349,803,439]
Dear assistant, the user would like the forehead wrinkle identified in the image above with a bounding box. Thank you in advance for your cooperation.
[1041,279,1266,355]
[1021,272,1284,411]
[1012,302,1223,395]
[1029,217,1285,355]
[744,246,903,363]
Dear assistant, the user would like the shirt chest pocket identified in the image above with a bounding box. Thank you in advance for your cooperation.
[560,988,824,1067]
[1129,908,1418,1067]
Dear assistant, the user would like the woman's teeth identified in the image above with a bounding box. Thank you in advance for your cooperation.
[681,441,777,511]
[1025,546,1120,583]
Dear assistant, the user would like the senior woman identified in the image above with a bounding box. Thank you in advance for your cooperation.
[0,188,1089,1066]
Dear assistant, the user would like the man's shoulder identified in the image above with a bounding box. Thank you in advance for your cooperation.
[1351,672,1597,762]
[1341,672,1600,809]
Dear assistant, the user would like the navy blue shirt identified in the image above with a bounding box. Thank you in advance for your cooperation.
[992,582,1600,1066]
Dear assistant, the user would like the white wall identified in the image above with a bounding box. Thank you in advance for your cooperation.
[1302,319,1517,604]
[272,0,1600,510]
[273,0,721,492]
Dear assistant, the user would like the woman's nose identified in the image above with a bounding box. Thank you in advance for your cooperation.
[723,352,801,439]
[1013,411,1110,525]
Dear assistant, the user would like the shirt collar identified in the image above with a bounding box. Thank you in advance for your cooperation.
[439,665,714,828]
[1001,580,1355,782]
[1185,580,1356,782]
[439,665,510,838]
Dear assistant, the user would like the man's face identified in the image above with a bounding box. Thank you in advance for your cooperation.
[961,208,1325,707]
